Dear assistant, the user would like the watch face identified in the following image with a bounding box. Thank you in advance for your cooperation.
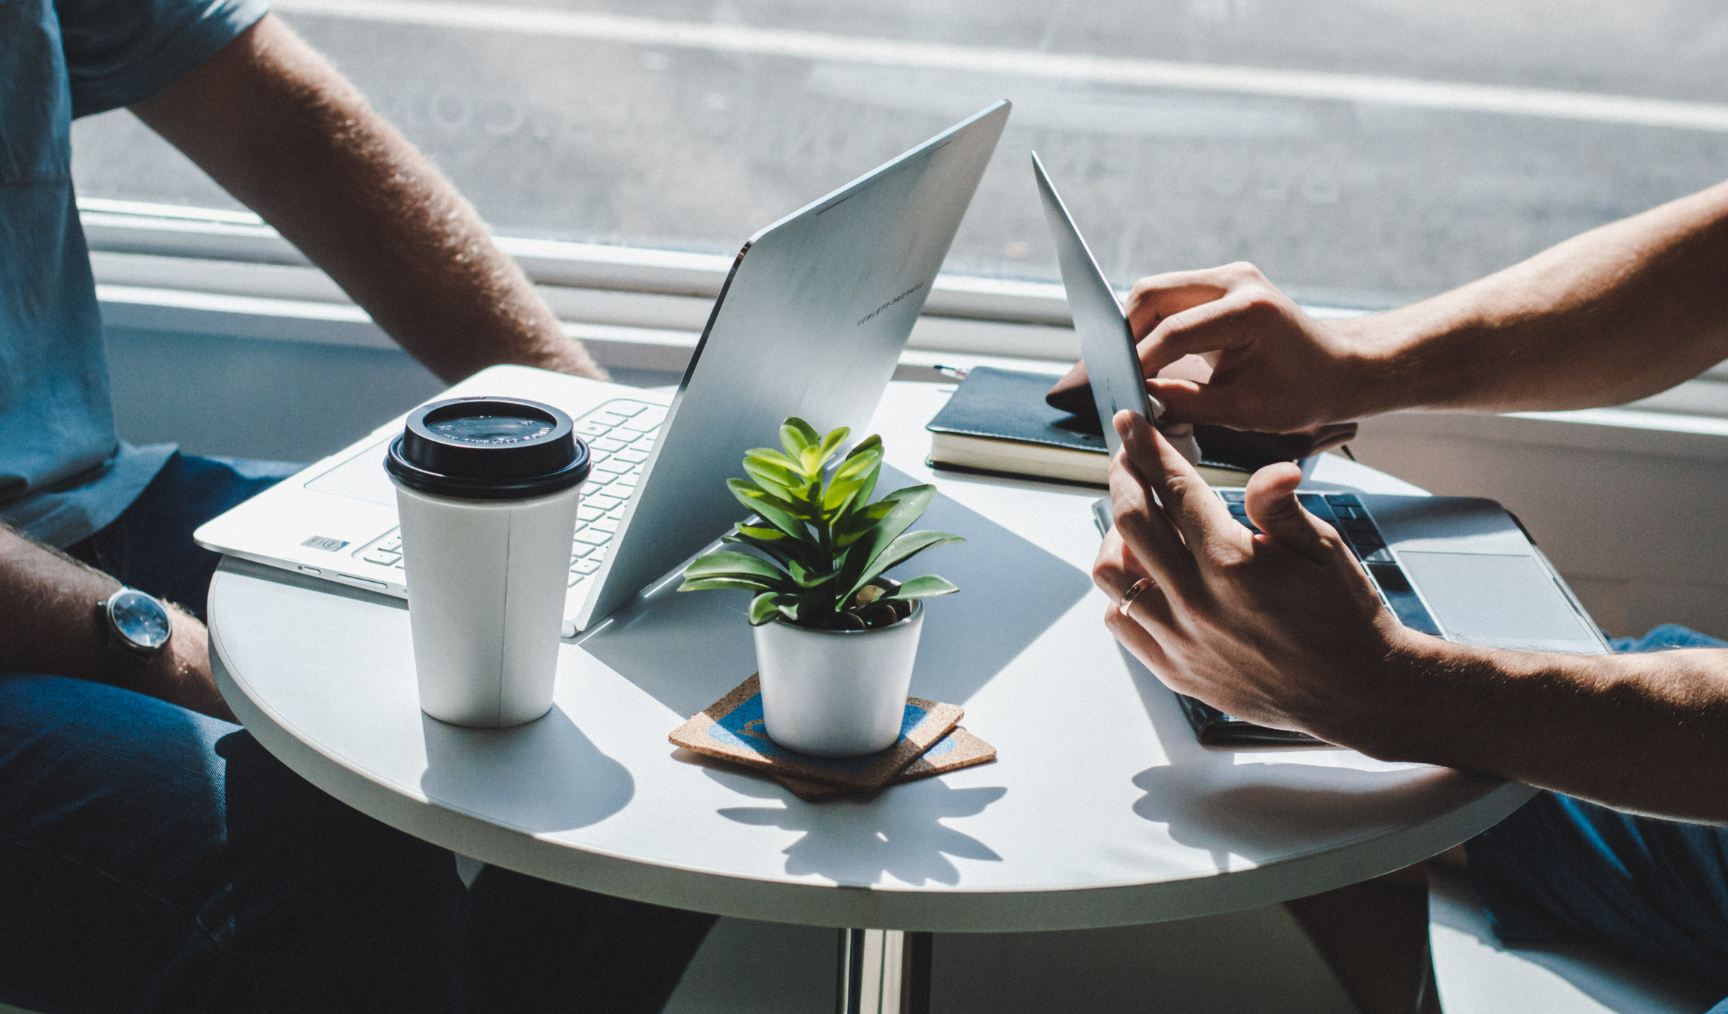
[110,589,171,651]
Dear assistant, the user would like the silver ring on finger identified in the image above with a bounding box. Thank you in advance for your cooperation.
[1117,576,1155,617]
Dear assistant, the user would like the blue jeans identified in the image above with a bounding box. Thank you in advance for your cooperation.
[1467,624,1728,1008]
[4,454,713,1014]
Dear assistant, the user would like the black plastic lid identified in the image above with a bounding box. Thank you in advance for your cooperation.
[385,397,590,500]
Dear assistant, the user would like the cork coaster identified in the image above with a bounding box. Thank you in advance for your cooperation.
[669,674,962,793]
[771,727,997,802]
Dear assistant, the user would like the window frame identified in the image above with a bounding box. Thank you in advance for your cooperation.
[83,198,1728,430]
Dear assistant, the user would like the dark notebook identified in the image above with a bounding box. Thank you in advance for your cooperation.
[925,367,1297,488]
[927,367,1110,452]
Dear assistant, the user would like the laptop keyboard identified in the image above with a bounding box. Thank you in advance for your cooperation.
[351,398,665,589]
[1217,490,1441,636]
[565,400,665,587]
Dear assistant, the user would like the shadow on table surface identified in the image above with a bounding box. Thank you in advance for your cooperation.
[580,466,1092,719]
[1118,645,1498,870]
[705,765,1007,887]
[419,707,633,833]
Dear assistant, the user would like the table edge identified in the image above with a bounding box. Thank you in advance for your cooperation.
[212,591,1533,932]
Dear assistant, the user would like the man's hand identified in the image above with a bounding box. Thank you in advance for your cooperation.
[1092,408,1416,743]
[0,527,236,724]
[1091,409,1728,820]
[146,606,237,724]
[1122,262,1380,433]
[1125,178,1728,425]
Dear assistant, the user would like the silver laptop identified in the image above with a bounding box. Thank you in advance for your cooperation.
[196,101,1011,633]
[1033,152,1609,660]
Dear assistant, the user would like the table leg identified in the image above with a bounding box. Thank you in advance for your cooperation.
[836,928,933,1014]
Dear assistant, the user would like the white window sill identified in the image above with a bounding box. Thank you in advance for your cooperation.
[86,199,1728,460]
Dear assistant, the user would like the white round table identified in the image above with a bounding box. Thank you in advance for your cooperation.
[210,381,1532,1008]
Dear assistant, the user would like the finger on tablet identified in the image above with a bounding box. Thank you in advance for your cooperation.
[1113,410,1241,557]
[1143,376,1251,429]
[1106,444,1199,595]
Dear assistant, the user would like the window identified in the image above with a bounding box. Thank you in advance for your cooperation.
[73,0,1728,399]
[75,1,1728,299]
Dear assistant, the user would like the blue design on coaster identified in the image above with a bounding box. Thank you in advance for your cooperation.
[705,693,930,775]
[920,733,958,759]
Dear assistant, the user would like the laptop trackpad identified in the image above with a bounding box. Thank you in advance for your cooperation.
[304,437,397,507]
[1397,551,1600,652]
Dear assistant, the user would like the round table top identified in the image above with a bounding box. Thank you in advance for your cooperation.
[210,380,1532,933]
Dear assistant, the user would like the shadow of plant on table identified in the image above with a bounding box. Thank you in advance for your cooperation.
[705,765,1006,886]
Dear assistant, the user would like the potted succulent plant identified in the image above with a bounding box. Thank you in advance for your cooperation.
[679,418,963,757]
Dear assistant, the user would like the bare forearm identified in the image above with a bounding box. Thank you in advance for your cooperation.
[0,528,126,682]
[0,528,232,721]
[1362,638,1728,823]
[132,16,603,383]
[1346,179,1728,417]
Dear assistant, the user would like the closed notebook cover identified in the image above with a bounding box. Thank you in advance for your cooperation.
[925,366,1301,473]
[927,366,1108,454]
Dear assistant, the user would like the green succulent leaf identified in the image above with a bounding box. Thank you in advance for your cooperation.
[720,532,796,566]
[787,558,840,589]
[683,550,794,589]
[728,479,812,541]
[743,449,804,481]
[678,576,779,594]
[741,459,801,502]
[849,461,880,515]
[744,447,804,477]
[832,436,882,480]
[881,574,959,601]
[824,458,881,514]
[836,484,936,582]
[748,591,798,626]
[688,418,960,626]
[832,496,896,546]
[727,477,791,509]
[844,529,965,602]
[817,426,850,462]
[779,418,820,458]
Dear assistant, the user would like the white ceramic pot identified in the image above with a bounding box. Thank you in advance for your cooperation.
[752,602,924,758]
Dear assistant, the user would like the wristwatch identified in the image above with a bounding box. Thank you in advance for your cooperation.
[97,587,173,665]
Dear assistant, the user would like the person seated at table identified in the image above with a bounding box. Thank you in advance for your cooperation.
[1,3,711,1011]
[1093,177,1728,1014]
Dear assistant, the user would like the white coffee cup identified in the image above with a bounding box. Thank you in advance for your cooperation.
[385,397,590,728]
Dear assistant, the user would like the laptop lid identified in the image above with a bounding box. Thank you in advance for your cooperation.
[574,101,1012,630]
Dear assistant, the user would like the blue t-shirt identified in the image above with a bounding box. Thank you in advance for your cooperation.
[1,0,267,547]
